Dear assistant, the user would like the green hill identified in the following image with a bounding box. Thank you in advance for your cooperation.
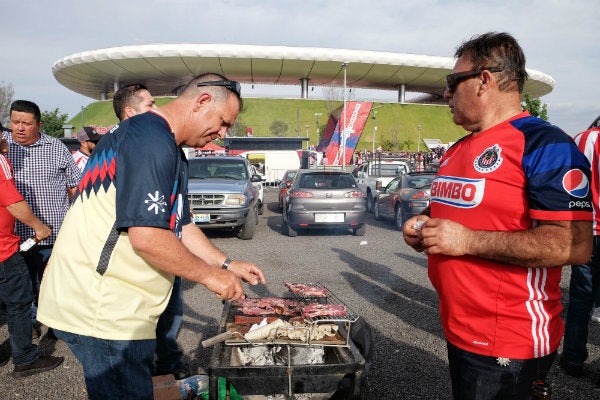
[69,97,466,152]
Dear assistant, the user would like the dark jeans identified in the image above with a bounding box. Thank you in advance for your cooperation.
[447,342,556,400]
[0,252,38,365]
[20,244,52,323]
[563,236,600,365]
[54,329,156,400]
[155,275,185,375]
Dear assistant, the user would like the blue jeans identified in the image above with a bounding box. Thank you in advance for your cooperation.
[155,275,185,375]
[0,252,38,365]
[447,342,556,399]
[54,329,156,400]
[563,236,600,365]
[21,244,52,323]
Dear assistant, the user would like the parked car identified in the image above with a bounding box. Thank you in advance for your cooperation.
[282,170,367,237]
[277,169,299,210]
[352,157,411,213]
[249,164,265,215]
[187,156,262,240]
[373,172,436,230]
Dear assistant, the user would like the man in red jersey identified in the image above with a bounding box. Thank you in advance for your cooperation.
[403,32,592,399]
[560,126,600,383]
[0,149,62,377]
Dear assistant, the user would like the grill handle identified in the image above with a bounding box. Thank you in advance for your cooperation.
[202,331,235,348]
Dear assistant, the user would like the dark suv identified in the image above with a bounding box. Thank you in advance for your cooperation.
[187,156,262,240]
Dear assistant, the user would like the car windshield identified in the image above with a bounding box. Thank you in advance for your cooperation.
[298,173,356,189]
[188,159,247,180]
[371,163,406,176]
[403,175,435,189]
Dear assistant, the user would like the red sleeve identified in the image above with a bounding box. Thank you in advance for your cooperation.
[0,156,25,207]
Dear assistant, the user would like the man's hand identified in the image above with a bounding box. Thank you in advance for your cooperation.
[403,215,430,253]
[34,224,52,242]
[419,218,472,256]
[227,260,266,286]
[201,267,247,300]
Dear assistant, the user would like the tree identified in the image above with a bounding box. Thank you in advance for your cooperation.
[230,116,248,137]
[402,138,414,151]
[269,120,288,137]
[41,108,69,137]
[522,93,548,121]
[0,81,14,126]
[381,138,394,152]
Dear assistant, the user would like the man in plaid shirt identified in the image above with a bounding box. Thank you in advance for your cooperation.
[2,100,80,337]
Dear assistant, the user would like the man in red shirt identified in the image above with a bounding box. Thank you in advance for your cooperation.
[404,32,592,399]
[0,150,63,377]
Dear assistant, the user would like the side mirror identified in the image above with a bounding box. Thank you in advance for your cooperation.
[251,174,262,182]
[375,180,382,190]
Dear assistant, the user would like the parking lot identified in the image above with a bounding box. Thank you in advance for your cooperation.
[1,189,600,399]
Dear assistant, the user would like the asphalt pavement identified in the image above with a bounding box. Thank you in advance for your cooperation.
[1,189,599,399]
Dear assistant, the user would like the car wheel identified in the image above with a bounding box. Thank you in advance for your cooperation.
[373,202,381,220]
[367,191,374,213]
[237,207,257,240]
[353,224,366,236]
[394,206,404,231]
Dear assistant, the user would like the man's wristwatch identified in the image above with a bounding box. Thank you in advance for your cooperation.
[221,257,232,270]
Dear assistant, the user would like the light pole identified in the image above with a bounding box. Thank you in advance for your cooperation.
[417,124,422,153]
[342,62,348,168]
[372,111,377,156]
[305,124,310,149]
[371,105,384,156]
[314,113,322,149]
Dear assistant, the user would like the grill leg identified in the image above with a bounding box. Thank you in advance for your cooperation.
[209,375,218,400]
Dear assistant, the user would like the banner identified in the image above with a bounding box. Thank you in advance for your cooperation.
[325,102,373,165]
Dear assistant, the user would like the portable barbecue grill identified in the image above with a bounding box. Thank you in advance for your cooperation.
[206,284,365,399]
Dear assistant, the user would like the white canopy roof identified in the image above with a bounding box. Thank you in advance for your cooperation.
[53,43,555,100]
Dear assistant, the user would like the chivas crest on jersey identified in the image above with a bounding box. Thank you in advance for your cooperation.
[474,144,503,173]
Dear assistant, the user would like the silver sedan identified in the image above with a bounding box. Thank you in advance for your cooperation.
[282,170,367,237]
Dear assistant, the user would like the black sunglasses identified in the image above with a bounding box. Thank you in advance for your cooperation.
[446,67,503,93]
[196,80,241,97]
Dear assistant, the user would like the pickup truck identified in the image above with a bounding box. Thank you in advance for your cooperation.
[187,156,263,240]
[352,158,411,212]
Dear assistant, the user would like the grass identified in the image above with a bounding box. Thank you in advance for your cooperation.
[69,97,467,152]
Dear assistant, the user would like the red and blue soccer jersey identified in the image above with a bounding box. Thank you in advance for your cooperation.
[429,111,592,359]
[0,155,25,262]
[573,128,600,235]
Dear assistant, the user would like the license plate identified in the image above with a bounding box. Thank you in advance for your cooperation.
[314,213,344,223]
[193,213,211,223]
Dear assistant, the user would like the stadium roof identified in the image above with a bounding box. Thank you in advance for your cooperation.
[52,43,555,101]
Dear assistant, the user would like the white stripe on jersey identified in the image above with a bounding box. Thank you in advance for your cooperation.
[525,267,551,358]
[573,129,600,234]
[0,154,13,179]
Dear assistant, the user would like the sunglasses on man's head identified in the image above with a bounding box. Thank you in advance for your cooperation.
[445,67,503,93]
[196,80,241,97]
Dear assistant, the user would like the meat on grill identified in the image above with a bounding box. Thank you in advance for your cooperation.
[302,303,347,319]
[285,282,330,298]
[232,297,302,316]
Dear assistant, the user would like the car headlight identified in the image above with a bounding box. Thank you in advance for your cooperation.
[225,193,248,206]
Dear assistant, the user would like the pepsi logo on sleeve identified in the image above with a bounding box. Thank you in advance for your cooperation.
[562,169,589,198]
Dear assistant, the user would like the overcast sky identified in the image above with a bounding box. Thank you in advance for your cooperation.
[1,0,597,136]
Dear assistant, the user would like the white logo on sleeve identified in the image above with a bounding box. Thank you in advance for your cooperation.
[145,191,167,214]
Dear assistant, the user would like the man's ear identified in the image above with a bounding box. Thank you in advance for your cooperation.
[193,92,212,112]
[125,106,135,118]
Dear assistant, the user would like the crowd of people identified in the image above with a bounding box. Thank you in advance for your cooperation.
[0,32,599,399]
